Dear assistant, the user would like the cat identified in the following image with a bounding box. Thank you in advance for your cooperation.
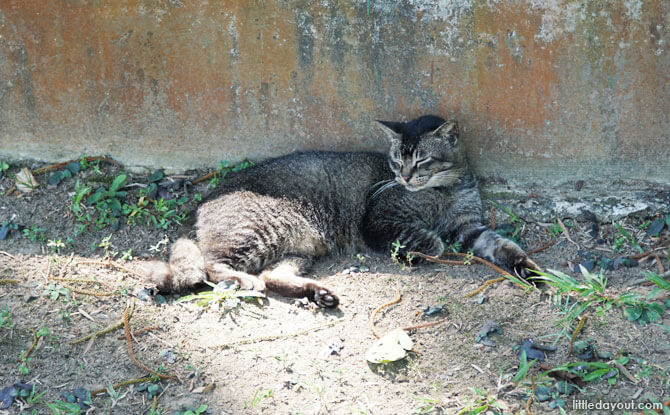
[145,115,538,307]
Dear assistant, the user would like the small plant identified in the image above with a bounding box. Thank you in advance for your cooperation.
[247,388,273,409]
[457,388,506,415]
[413,395,445,414]
[548,220,564,238]
[44,283,70,301]
[513,349,539,382]
[613,223,643,253]
[175,404,208,415]
[22,384,46,405]
[46,400,83,414]
[445,239,462,253]
[209,159,254,188]
[0,305,12,329]
[622,300,664,326]
[0,161,9,179]
[87,173,128,229]
[23,225,46,243]
[98,234,116,258]
[47,239,66,254]
[390,240,413,269]
[490,201,524,241]
[274,349,294,373]
[71,180,92,222]
[149,235,170,254]
[120,248,133,261]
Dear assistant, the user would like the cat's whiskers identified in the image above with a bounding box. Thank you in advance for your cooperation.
[370,180,398,199]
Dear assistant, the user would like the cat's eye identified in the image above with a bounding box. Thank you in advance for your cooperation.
[415,157,431,167]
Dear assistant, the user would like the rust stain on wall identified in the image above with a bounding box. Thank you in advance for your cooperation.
[0,0,668,183]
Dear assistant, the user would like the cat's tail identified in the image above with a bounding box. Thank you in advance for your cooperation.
[144,238,207,292]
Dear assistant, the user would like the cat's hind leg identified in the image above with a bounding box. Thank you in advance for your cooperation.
[260,256,339,308]
[207,263,266,292]
[459,225,540,277]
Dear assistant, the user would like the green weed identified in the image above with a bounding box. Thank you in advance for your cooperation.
[0,305,12,330]
[23,225,46,243]
[209,159,254,188]
[613,223,643,253]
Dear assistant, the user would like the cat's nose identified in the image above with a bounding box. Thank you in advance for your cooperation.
[402,175,411,181]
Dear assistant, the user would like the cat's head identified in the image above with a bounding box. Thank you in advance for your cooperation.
[378,115,464,191]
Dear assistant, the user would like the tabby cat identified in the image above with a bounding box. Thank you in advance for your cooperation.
[145,115,538,307]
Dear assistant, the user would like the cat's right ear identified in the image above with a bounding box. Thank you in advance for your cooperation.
[376,121,403,141]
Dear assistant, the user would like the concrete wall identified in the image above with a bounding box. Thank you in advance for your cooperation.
[0,0,668,184]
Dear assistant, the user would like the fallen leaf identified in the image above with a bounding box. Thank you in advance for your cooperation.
[15,167,38,193]
[192,383,215,394]
[365,328,413,364]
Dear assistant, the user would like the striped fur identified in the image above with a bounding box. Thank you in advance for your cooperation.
[145,115,537,307]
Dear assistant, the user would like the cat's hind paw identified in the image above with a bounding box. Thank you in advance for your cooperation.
[307,283,340,308]
[497,240,542,280]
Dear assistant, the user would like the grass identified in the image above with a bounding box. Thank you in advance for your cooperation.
[0,305,12,329]
[23,225,46,243]
[613,223,644,253]
[457,388,507,415]
[532,266,665,327]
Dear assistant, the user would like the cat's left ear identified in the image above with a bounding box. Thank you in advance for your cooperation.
[376,120,403,142]
[433,121,459,146]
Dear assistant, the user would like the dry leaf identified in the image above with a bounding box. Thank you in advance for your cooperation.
[15,167,38,193]
[365,328,413,364]
[192,383,215,394]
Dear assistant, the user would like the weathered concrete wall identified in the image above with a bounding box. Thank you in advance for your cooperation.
[0,1,668,184]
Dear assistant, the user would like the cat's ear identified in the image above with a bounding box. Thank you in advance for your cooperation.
[376,120,403,141]
[433,121,459,146]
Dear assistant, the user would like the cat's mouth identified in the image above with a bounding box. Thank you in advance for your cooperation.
[396,176,425,192]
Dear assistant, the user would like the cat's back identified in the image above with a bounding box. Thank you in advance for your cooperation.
[205,151,390,203]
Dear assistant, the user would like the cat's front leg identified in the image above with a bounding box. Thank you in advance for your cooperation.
[460,225,539,277]
[392,226,445,262]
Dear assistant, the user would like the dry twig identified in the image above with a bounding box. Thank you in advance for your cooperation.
[215,318,343,349]
[568,316,587,356]
[369,289,402,339]
[123,301,176,380]
[527,238,557,255]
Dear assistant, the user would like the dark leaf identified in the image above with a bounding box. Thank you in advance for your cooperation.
[0,222,9,240]
[423,305,445,316]
[73,387,92,408]
[575,259,595,273]
[554,381,577,395]
[582,210,597,223]
[475,320,501,347]
[601,369,618,380]
[647,217,665,236]
[534,386,552,402]
[108,174,127,193]
[0,386,14,409]
[518,339,545,361]
[158,187,174,200]
[110,218,121,232]
[48,171,65,186]
[147,384,161,397]
[147,183,158,199]
[137,288,155,302]
[87,188,106,204]
[149,169,164,183]
[65,162,82,174]
[624,305,643,322]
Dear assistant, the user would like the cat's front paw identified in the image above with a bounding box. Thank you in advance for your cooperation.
[306,283,340,308]
[497,240,541,279]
